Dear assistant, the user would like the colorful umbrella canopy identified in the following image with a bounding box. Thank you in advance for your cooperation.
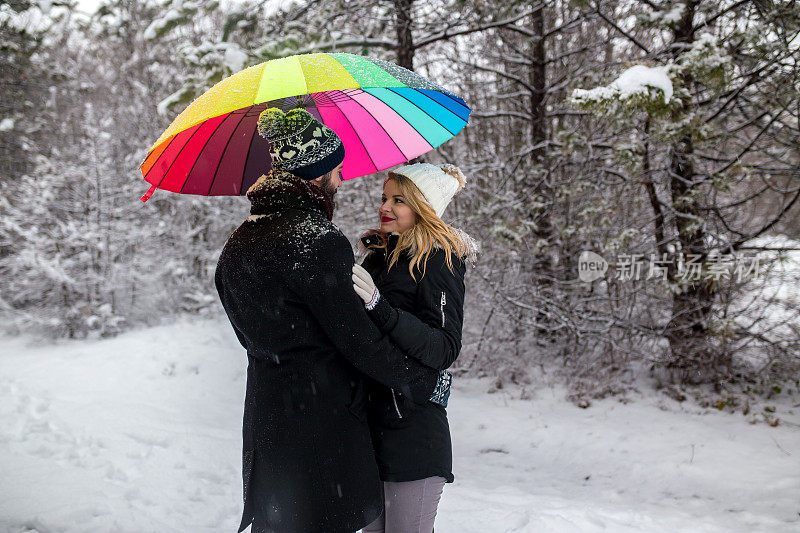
[139,52,470,201]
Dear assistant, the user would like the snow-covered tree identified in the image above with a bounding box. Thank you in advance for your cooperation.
[0,1,67,179]
[571,0,800,384]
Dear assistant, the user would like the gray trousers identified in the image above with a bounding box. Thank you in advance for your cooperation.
[361,477,446,533]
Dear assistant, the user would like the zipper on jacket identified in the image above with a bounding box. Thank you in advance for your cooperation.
[390,388,403,419]
[440,291,446,327]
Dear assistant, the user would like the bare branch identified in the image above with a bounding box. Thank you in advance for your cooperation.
[591,2,651,54]
[414,8,539,49]
[730,188,800,250]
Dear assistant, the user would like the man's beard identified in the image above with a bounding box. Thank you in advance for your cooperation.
[315,171,338,213]
[317,171,338,198]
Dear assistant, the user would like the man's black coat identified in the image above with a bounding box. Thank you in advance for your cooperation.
[214,172,439,533]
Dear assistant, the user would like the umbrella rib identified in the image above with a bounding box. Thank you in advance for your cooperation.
[364,90,434,157]
[238,107,262,195]
[181,112,233,194]
[387,88,458,137]
[142,134,178,181]
[428,89,471,116]
[344,90,408,161]
[328,96,379,175]
[420,90,470,126]
[206,108,251,197]
[155,124,205,193]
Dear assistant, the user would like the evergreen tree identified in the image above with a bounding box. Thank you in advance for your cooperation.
[572,0,800,384]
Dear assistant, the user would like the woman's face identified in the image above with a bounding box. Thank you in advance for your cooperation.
[379,178,416,234]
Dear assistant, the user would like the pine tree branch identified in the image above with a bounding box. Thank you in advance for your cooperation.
[544,10,593,39]
[712,110,785,177]
[701,184,772,210]
[694,0,752,32]
[729,188,800,250]
[591,2,651,55]
[463,61,536,93]
[276,38,398,57]
[281,0,324,22]
[545,40,608,65]
[413,8,539,49]
[499,8,592,39]
[470,110,533,120]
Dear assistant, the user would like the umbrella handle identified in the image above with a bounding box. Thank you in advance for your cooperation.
[140,184,157,203]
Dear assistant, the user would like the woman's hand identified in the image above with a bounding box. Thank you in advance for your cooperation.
[352,264,381,310]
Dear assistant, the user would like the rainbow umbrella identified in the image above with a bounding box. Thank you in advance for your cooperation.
[139,52,470,201]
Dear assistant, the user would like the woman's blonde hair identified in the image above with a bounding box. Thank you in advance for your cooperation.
[378,170,470,280]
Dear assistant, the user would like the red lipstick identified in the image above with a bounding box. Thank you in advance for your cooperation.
[381,216,394,223]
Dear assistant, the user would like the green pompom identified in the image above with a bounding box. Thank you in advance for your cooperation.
[257,107,315,140]
[257,108,286,140]
[284,108,314,129]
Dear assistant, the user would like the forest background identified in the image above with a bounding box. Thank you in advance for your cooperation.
[2,0,799,408]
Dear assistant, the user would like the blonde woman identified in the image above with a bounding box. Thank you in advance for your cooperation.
[352,163,477,533]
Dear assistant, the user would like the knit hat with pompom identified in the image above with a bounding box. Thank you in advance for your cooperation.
[389,162,466,218]
[257,107,345,180]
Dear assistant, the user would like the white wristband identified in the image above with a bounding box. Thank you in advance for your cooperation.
[365,288,380,310]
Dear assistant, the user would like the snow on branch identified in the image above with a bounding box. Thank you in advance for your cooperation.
[678,33,728,80]
[570,64,675,117]
[572,65,673,105]
[644,3,685,25]
[143,1,202,41]
[157,85,195,116]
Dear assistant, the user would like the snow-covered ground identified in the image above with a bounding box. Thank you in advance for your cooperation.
[1,317,798,533]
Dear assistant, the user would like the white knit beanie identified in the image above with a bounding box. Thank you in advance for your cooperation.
[390,162,466,218]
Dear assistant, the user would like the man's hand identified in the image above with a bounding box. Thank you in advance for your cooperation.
[352,264,381,310]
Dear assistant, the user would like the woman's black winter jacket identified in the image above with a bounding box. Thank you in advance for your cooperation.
[360,232,467,484]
